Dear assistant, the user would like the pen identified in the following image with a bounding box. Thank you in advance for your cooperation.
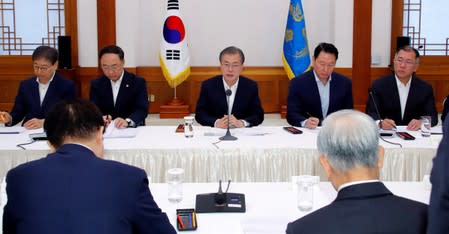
[177,214,185,229]
[192,212,196,227]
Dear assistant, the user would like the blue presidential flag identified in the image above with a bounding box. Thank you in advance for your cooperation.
[160,0,191,88]
[282,0,311,79]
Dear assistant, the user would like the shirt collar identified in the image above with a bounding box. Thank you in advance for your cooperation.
[36,72,55,85]
[110,71,124,86]
[313,70,332,85]
[395,74,412,87]
[222,76,239,90]
[338,179,380,191]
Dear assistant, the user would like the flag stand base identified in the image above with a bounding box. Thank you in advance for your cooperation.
[159,98,190,119]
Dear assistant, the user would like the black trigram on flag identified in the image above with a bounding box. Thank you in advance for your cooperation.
[166,50,180,60]
[168,0,179,10]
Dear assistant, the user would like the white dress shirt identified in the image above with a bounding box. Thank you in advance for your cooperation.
[223,77,239,115]
[301,72,332,127]
[110,72,124,106]
[36,72,55,105]
[395,75,412,119]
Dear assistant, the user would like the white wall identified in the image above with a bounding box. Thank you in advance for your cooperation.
[77,0,98,67]
[77,0,392,68]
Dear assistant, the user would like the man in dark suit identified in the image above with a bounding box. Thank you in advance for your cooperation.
[428,117,449,233]
[287,42,353,129]
[90,45,148,128]
[3,99,176,234]
[0,46,76,129]
[195,46,264,128]
[286,110,427,234]
[366,46,437,130]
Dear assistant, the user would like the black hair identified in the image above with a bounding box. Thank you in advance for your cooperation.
[32,46,59,65]
[396,45,420,59]
[44,99,104,149]
[314,42,339,60]
[99,45,125,61]
[219,46,245,64]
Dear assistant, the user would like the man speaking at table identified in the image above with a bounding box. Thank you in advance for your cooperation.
[195,46,264,128]
[3,99,175,234]
[286,110,427,233]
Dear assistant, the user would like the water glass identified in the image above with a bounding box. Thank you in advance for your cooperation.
[420,116,431,137]
[184,116,194,138]
[167,168,184,204]
[296,175,314,212]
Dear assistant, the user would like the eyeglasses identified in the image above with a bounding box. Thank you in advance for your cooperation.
[33,64,51,72]
[221,63,241,70]
[101,64,122,71]
[394,59,416,66]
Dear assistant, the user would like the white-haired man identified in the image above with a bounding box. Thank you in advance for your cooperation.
[286,110,427,234]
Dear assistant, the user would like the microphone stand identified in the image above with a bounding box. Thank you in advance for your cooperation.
[220,89,237,141]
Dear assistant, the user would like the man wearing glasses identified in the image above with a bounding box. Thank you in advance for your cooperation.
[195,46,264,128]
[366,46,437,130]
[89,45,148,128]
[0,46,76,129]
[287,42,354,129]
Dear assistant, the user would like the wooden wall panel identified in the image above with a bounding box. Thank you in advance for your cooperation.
[352,0,372,112]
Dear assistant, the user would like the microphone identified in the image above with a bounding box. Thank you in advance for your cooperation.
[195,178,246,213]
[219,89,237,141]
[368,88,382,122]
[214,180,231,206]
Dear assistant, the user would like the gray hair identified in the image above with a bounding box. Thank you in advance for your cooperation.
[317,109,379,173]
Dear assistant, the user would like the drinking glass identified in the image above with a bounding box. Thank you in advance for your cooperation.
[296,175,314,212]
[420,116,431,137]
[167,168,184,204]
[184,116,194,138]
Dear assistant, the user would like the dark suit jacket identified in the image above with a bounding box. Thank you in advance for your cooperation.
[428,117,449,233]
[441,95,449,122]
[3,144,176,234]
[195,75,264,127]
[9,74,76,126]
[286,182,427,234]
[366,74,438,126]
[90,71,148,126]
[286,70,353,127]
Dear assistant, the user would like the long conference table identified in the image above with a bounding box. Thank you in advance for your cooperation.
[150,181,431,234]
[0,181,431,233]
[0,125,441,183]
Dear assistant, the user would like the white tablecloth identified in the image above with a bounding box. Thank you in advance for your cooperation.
[0,126,441,182]
[0,180,430,234]
[150,181,430,234]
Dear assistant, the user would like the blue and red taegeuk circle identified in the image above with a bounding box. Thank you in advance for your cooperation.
[163,16,185,44]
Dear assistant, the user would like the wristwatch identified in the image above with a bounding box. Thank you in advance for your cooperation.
[125,118,133,127]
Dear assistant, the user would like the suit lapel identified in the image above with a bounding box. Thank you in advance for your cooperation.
[102,76,115,108]
[217,78,229,114]
[403,77,417,121]
[308,75,323,119]
[115,73,130,109]
[30,78,42,108]
[41,76,57,109]
[232,79,243,114]
[328,75,336,114]
[389,76,403,121]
